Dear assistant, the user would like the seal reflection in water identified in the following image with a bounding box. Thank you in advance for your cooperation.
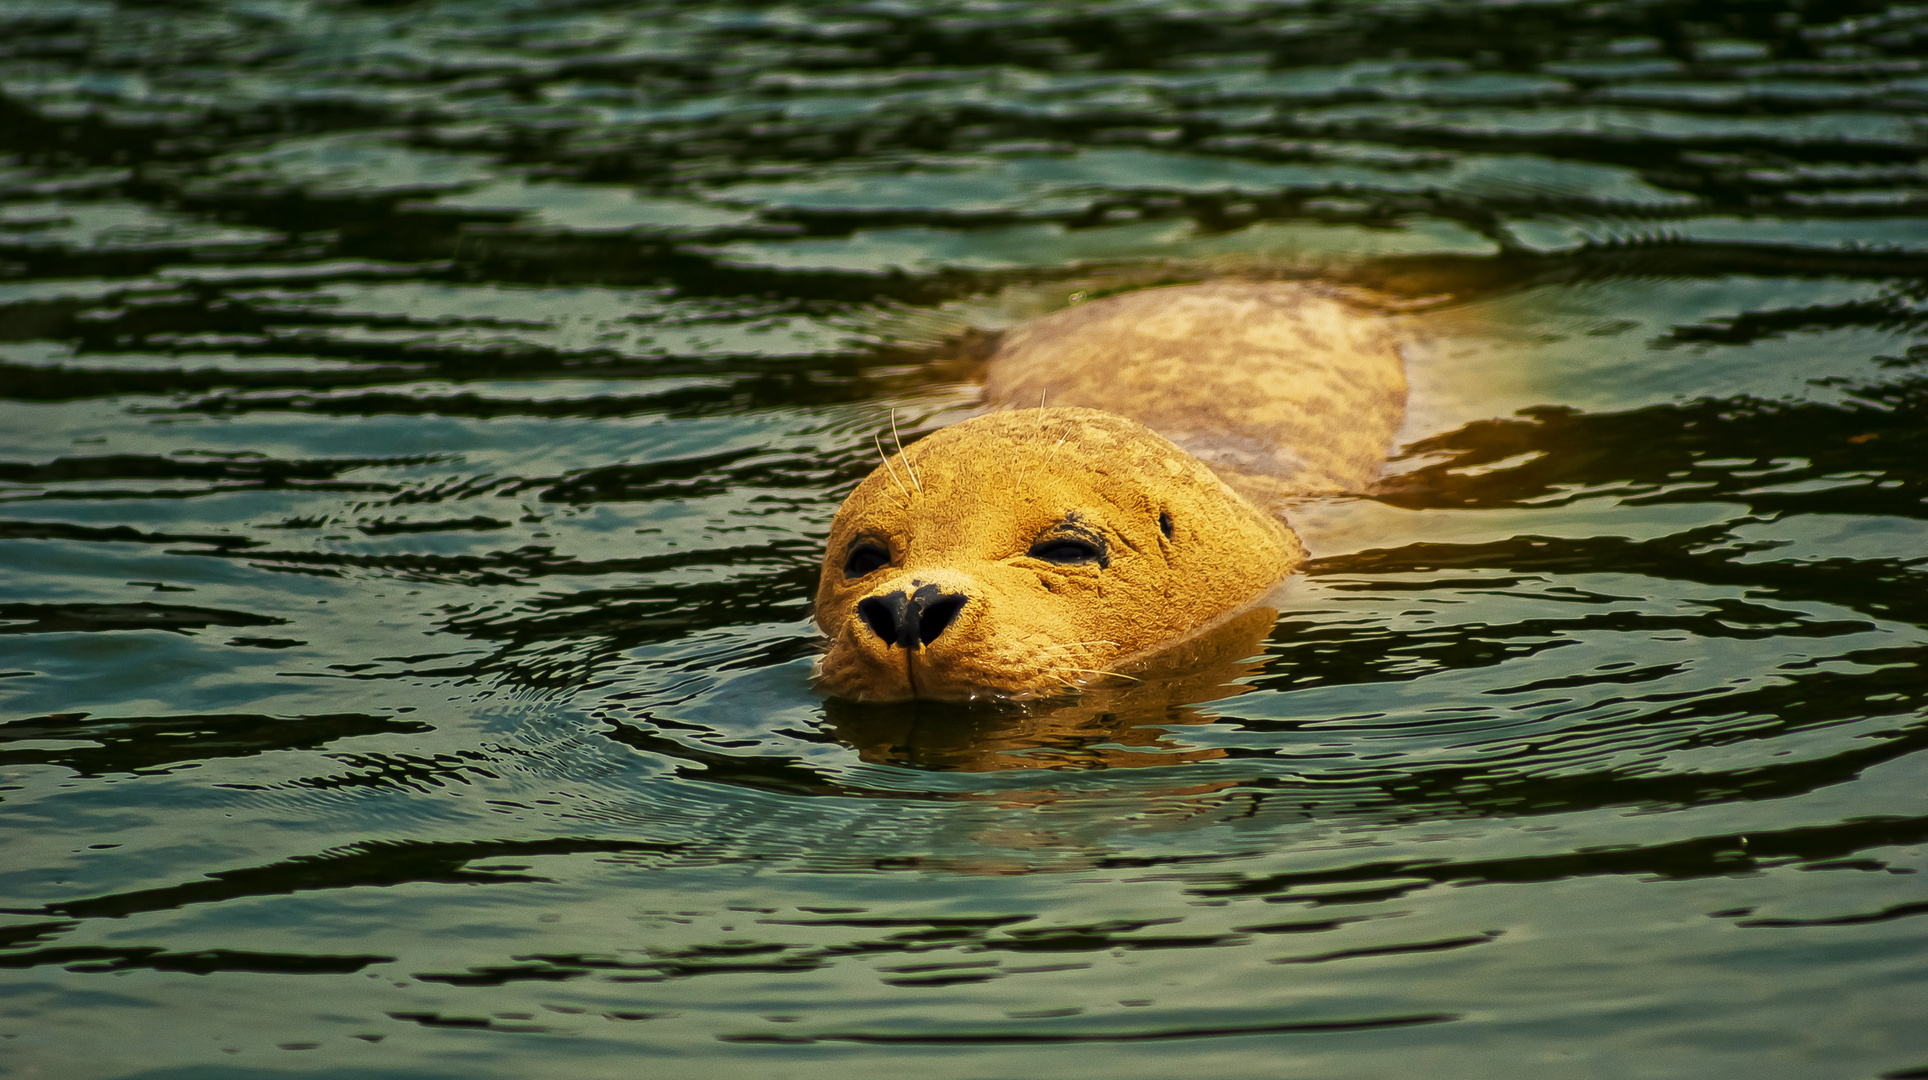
[823,606,1280,773]
[814,281,1407,703]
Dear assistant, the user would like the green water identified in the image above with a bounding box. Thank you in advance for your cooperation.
[1,1,1925,1077]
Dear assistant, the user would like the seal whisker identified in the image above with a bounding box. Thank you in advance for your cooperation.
[1012,432,1036,495]
[1050,665,1142,683]
[1013,391,1050,497]
[1039,429,1070,474]
[890,408,923,492]
[874,431,913,508]
[1037,640,1120,652]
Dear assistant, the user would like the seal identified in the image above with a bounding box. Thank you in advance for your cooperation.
[814,280,1407,702]
[814,407,1305,701]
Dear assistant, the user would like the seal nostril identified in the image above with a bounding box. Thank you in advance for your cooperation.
[856,586,968,650]
[917,593,967,646]
[856,594,907,646]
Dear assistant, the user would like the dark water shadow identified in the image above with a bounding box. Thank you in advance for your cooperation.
[0,711,432,777]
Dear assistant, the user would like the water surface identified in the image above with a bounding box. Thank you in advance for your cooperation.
[2,1,1925,1077]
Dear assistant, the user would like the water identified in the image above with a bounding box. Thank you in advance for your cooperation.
[1,1,1925,1076]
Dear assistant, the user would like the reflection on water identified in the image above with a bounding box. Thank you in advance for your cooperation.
[826,606,1280,773]
[2,0,1927,1077]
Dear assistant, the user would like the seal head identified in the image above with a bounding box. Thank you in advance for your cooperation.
[815,407,1304,701]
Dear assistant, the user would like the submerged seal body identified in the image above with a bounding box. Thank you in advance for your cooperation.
[815,281,1407,702]
[983,279,1407,512]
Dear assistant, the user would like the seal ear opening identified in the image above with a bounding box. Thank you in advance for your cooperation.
[1158,510,1174,540]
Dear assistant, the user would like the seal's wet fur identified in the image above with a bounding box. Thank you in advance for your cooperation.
[815,281,1406,702]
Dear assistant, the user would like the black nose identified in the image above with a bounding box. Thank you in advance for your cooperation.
[855,582,968,650]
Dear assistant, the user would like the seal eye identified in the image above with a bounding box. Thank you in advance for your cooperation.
[1028,538,1104,565]
[844,542,890,579]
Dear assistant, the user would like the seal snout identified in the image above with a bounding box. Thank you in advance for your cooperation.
[856,581,968,650]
